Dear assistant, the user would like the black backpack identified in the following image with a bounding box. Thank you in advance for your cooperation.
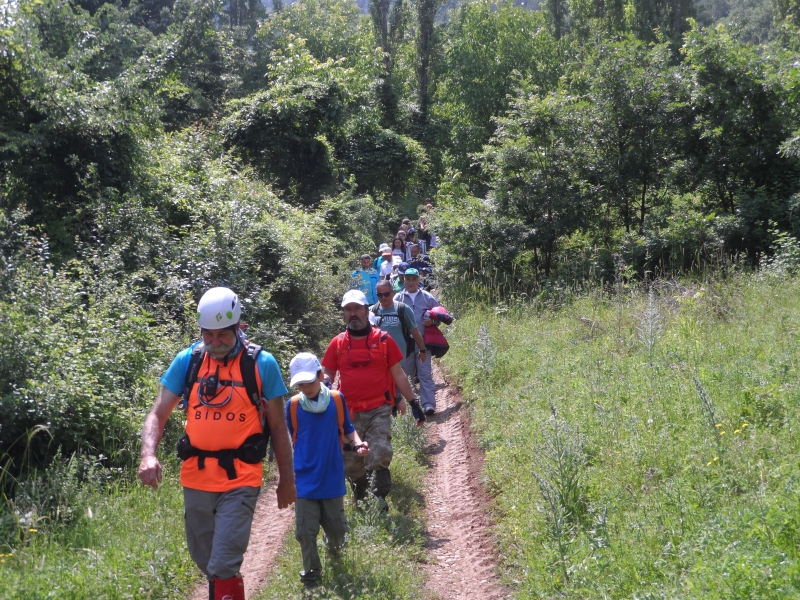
[177,343,271,477]
[370,302,416,357]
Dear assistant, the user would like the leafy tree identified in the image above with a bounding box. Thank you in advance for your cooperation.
[480,93,595,276]
[578,39,680,235]
[681,21,798,225]
[433,0,559,186]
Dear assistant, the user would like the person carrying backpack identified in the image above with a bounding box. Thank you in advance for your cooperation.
[321,290,420,506]
[370,279,428,425]
[286,353,368,589]
[138,287,295,600]
[394,269,440,416]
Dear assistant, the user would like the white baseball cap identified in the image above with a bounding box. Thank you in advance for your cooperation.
[341,289,369,307]
[289,352,322,387]
[378,243,391,252]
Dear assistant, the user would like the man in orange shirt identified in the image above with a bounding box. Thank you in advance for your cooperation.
[321,290,419,504]
[138,287,295,600]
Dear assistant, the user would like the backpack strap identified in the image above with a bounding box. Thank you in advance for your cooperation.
[180,344,206,410]
[330,390,346,447]
[289,394,301,445]
[239,343,263,406]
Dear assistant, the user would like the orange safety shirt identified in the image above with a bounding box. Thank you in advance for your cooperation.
[181,351,264,492]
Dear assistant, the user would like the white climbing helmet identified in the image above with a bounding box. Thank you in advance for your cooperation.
[196,287,241,329]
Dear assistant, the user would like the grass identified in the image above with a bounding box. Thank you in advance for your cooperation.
[441,273,800,598]
[254,415,430,599]
[0,464,194,599]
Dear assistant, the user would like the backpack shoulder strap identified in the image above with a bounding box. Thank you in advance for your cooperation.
[397,303,408,338]
[330,390,346,447]
[289,394,301,445]
[181,344,206,409]
[239,343,263,406]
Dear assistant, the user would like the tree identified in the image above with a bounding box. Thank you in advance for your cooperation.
[481,93,594,276]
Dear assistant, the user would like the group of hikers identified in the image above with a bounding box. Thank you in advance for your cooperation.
[138,212,452,598]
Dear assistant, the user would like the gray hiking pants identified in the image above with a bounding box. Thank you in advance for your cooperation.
[401,348,436,410]
[183,486,260,581]
[295,496,348,580]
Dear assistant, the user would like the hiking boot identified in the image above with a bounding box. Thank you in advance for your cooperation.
[425,406,435,417]
[300,569,320,588]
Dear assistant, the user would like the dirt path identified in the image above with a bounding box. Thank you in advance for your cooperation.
[422,365,510,600]
[189,477,295,600]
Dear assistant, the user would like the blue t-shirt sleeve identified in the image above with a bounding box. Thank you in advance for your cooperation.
[257,351,289,400]
[340,393,356,435]
[159,344,198,396]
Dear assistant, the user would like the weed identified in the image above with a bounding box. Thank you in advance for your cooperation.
[474,323,496,378]
[637,288,663,355]
[531,405,588,583]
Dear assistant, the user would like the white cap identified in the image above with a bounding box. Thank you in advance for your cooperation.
[289,353,322,387]
[378,243,391,252]
[197,287,241,329]
[341,289,369,307]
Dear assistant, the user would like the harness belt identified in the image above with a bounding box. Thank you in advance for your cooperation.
[176,432,267,480]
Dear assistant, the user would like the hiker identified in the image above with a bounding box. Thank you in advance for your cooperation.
[416,220,432,254]
[391,262,409,293]
[394,269,440,416]
[391,237,406,260]
[286,352,368,589]
[370,279,428,424]
[138,287,295,600]
[407,244,431,275]
[351,253,379,304]
[373,243,391,271]
[379,246,394,280]
[321,290,420,504]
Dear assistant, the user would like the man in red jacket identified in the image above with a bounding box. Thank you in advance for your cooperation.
[321,290,419,503]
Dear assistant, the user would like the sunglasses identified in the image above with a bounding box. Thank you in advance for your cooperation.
[347,338,371,368]
[377,291,392,298]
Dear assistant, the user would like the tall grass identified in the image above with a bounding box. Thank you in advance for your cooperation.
[443,273,800,597]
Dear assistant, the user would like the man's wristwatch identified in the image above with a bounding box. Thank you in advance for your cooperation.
[419,347,427,352]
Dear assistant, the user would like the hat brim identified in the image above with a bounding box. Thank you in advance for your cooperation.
[290,371,319,387]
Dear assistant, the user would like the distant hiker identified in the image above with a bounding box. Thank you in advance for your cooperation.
[392,261,409,293]
[321,290,420,505]
[407,244,432,276]
[379,246,394,280]
[391,237,406,260]
[351,253,379,304]
[373,243,391,271]
[395,269,440,416]
[370,279,428,425]
[286,353,368,589]
[416,219,432,254]
[138,287,295,600]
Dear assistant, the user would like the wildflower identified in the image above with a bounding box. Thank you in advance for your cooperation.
[715,423,722,428]
[29,528,38,533]
[719,431,726,436]
[742,423,749,429]
[734,429,741,434]
[714,456,719,462]
[707,460,713,466]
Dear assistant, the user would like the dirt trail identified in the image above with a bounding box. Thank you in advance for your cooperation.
[189,477,295,600]
[422,365,510,600]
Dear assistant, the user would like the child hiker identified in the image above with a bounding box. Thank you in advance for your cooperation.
[286,352,369,588]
